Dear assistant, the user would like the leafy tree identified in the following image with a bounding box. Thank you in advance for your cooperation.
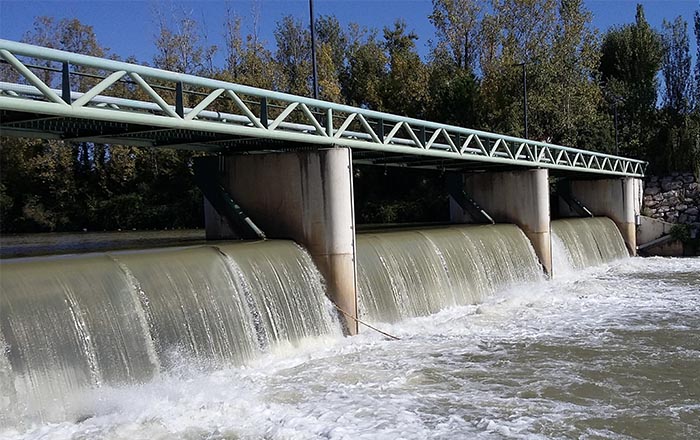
[381,20,429,117]
[429,0,482,71]
[693,10,700,111]
[480,0,558,138]
[425,0,483,129]
[343,25,387,110]
[315,15,347,102]
[273,15,311,95]
[599,4,663,158]
[426,59,480,128]
[661,16,692,115]
[222,7,275,89]
[542,0,605,147]
[153,7,216,75]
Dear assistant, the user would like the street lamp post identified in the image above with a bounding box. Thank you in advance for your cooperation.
[521,62,528,139]
[309,0,319,100]
[613,100,619,155]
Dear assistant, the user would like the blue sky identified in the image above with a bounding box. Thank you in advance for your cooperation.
[0,0,697,67]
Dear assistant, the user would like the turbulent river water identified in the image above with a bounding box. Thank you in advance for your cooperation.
[1,227,699,439]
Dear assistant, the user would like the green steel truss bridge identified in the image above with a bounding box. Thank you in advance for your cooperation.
[0,39,645,177]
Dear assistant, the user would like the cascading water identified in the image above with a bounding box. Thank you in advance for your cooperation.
[356,225,544,323]
[551,217,629,270]
[0,240,342,424]
[0,220,639,436]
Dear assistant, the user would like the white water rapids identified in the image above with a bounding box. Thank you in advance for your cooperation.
[2,255,698,440]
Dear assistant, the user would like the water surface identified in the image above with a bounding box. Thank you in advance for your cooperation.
[2,256,697,439]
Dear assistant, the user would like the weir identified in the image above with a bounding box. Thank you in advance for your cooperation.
[0,219,632,424]
[551,218,630,270]
[357,225,543,323]
[0,241,341,422]
[559,178,643,256]
[197,149,358,335]
[449,169,552,275]
[0,39,648,336]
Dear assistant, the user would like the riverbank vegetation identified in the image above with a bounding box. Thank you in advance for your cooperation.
[1,0,699,232]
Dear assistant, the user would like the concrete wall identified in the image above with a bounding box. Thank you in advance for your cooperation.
[569,178,643,256]
[451,169,552,275]
[637,215,674,246]
[205,148,359,335]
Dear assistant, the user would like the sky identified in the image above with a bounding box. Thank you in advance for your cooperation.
[0,0,698,68]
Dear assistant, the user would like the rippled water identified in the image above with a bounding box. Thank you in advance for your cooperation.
[2,256,698,440]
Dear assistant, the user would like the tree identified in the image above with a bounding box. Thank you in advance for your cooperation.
[599,4,663,158]
[694,10,700,111]
[479,0,559,138]
[543,0,605,146]
[273,15,311,95]
[315,15,347,102]
[381,20,429,117]
[153,7,216,75]
[661,16,692,115]
[429,0,482,71]
[343,25,387,110]
[221,6,275,90]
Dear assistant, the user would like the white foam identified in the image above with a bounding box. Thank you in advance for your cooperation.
[4,257,700,440]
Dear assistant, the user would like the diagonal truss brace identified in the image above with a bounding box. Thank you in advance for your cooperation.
[0,38,647,177]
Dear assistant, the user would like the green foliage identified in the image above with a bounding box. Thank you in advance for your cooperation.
[661,17,692,115]
[274,15,312,95]
[600,5,664,159]
[694,11,700,110]
[429,0,481,71]
[670,224,691,242]
[381,20,429,117]
[3,5,700,233]
[353,166,448,224]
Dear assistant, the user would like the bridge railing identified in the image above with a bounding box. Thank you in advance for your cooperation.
[0,39,646,177]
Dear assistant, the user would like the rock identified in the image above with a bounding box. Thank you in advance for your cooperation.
[644,186,660,195]
[676,204,688,211]
[654,194,664,201]
[650,176,659,183]
[672,172,680,177]
[679,214,688,223]
[686,207,699,216]
[683,175,695,183]
[689,215,698,223]
[645,200,658,208]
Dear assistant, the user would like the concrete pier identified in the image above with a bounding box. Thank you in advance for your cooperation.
[203,148,359,335]
[568,177,643,256]
[450,169,552,275]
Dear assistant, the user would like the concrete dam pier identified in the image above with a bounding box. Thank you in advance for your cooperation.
[200,147,643,335]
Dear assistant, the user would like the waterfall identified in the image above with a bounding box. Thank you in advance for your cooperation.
[551,217,629,270]
[0,240,341,423]
[356,225,544,323]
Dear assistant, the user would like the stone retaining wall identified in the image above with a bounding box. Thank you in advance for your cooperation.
[642,173,699,226]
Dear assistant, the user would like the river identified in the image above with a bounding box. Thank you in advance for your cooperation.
[2,254,698,439]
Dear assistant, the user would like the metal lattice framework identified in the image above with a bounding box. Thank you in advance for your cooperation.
[0,39,646,177]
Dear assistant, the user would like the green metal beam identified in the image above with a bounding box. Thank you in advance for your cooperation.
[0,39,647,177]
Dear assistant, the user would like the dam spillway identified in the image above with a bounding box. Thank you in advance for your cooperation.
[2,219,632,427]
[551,217,630,271]
[356,225,544,324]
[0,240,342,423]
